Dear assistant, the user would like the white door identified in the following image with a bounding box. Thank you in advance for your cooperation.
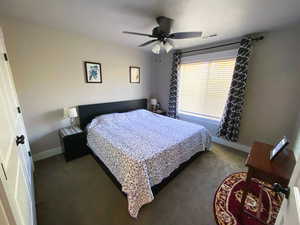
[275,153,300,225]
[0,195,10,225]
[0,28,35,225]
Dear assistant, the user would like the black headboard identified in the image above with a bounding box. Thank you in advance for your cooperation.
[78,98,147,130]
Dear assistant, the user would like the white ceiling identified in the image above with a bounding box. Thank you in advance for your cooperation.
[1,0,300,50]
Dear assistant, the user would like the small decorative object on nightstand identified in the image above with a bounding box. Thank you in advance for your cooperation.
[59,126,89,161]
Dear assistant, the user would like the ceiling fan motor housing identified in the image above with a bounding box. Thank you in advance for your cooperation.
[152,16,173,39]
[152,27,167,40]
[156,16,173,33]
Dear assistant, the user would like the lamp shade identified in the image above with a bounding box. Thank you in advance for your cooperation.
[164,41,174,53]
[150,98,158,105]
[68,107,78,118]
[152,43,161,54]
[64,107,78,118]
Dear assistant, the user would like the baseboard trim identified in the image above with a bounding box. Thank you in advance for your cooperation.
[212,136,251,153]
[32,147,63,162]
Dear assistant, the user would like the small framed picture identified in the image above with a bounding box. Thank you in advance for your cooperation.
[270,136,289,160]
[84,61,102,83]
[129,66,140,83]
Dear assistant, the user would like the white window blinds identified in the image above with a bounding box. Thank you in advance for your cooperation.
[178,50,237,120]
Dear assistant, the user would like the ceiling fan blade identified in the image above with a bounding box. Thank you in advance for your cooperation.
[123,31,156,38]
[138,39,158,47]
[168,32,202,39]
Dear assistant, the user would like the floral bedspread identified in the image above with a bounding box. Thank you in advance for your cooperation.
[87,109,211,217]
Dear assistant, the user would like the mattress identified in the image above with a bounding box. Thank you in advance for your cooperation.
[87,109,211,217]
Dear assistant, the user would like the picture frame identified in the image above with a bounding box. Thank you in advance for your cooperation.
[129,66,140,83]
[269,136,289,160]
[84,61,102,83]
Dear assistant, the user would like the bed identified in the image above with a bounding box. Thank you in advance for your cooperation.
[78,99,211,217]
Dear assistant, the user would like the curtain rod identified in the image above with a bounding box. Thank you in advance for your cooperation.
[180,36,264,55]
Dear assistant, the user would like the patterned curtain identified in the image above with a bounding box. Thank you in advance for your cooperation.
[167,51,182,118]
[217,37,253,142]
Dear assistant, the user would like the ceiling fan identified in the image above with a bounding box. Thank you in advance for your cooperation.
[123,16,203,54]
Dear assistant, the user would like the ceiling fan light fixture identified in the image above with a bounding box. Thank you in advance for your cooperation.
[164,41,174,53]
[152,42,161,54]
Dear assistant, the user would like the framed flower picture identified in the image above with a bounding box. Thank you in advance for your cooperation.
[84,61,102,83]
[129,66,140,83]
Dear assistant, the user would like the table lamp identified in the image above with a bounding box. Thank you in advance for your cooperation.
[64,107,78,127]
[150,98,158,112]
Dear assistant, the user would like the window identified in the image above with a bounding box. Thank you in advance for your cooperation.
[178,50,237,120]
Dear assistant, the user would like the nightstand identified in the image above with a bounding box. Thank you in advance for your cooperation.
[153,110,167,116]
[59,126,89,161]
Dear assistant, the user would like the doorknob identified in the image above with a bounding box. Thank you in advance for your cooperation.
[273,183,290,199]
[16,135,25,146]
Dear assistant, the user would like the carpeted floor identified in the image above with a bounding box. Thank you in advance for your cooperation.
[35,143,247,225]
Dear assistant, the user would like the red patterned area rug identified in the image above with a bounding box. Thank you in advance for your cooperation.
[214,172,283,225]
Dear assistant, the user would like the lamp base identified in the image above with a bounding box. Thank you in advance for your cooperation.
[150,105,157,112]
[70,118,77,128]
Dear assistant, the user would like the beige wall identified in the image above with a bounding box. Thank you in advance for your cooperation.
[153,24,300,148]
[239,25,300,146]
[0,18,154,154]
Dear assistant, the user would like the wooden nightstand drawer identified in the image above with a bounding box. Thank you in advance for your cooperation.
[59,127,90,161]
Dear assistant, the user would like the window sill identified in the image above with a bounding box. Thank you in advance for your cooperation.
[178,111,220,125]
[177,112,220,136]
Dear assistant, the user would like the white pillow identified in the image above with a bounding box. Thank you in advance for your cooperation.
[86,112,118,130]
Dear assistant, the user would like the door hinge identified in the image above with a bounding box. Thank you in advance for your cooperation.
[28,151,32,157]
[17,106,21,114]
[1,163,7,180]
[16,135,25,146]
[3,53,8,61]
